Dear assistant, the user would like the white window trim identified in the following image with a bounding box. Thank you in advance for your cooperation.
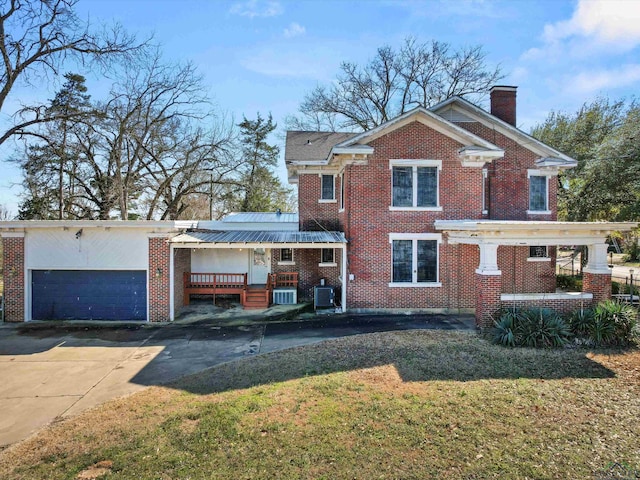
[319,174,336,202]
[388,233,442,287]
[527,245,550,262]
[319,248,336,267]
[277,248,295,266]
[482,168,488,215]
[339,172,345,212]
[389,159,442,211]
[527,169,553,214]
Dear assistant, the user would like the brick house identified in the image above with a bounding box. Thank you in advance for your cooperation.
[0,86,636,326]
[285,86,636,326]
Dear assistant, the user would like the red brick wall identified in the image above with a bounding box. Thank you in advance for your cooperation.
[173,247,191,317]
[344,121,484,310]
[272,248,342,302]
[148,237,171,322]
[476,273,502,328]
[2,236,25,322]
[298,174,343,231]
[583,272,612,304]
[499,246,557,294]
[455,122,557,221]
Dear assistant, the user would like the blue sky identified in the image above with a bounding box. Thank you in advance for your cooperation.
[2,0,640,215]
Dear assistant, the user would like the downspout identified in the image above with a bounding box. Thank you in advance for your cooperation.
[341,243,347,312]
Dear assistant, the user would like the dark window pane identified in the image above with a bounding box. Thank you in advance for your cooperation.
[392,167,413,207]
[281,248,293,262]
[417,167,437,207]
[321,175,334,200]
[417,240,437,282]
[392,240,412,282]
[529,246,547,258]
[529,176,547,211]
[321,248,334,263]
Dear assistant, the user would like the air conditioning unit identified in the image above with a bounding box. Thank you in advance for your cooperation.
[273,289,297,305]
[314,286,334,309]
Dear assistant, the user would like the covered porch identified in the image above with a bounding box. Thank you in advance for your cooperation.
[168,230,347,318]
[435,220,638,328]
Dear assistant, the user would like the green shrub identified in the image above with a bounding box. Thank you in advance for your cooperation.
[591,300,638,346]
[568,308,595,337]
[492,308,571,348]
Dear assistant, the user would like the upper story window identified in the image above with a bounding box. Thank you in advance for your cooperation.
[389,159,442,211]
[527,170,551,214]
[339,172,345,211]
[320,174,335,202]
[482,168,488,214]
[389,233,442,287]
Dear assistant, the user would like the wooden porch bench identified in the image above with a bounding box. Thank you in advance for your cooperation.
[183,273,247,306]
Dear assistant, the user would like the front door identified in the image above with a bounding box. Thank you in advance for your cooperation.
[250,248,270,284]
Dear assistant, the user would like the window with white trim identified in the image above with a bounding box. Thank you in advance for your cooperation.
[482,168,488,214]
[279,248,294,264]
[320,248,335,265]
[529,246,548,258]
[528,170,550,213]
[321,174,335,200]
[390,160,441,210]
[389,234,441,285]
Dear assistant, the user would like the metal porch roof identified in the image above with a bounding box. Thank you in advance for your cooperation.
[171,230,347,244]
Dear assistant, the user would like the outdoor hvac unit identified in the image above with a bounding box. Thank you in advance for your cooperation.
[273,289,297,305]
[314,286,335,310]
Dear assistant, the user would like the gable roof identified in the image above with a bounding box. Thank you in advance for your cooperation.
[430,96,578,168]
[285,131,357,164]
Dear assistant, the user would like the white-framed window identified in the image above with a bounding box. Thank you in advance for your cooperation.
[320,248,336,266]
[389,159,442,211]
[482,168,488,214]
[339,172,345,211]
[389,233,442,287]
[528,245,550,262]
[527,169,552,214]
[320,174,335,202]
[278,248,295,265]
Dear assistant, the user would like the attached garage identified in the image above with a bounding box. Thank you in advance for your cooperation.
[31,270,147,321]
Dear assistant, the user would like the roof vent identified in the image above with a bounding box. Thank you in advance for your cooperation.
[306,139,312,145]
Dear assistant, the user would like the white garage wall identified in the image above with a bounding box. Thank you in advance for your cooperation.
[191,248,249,273]
[26,228,150,269]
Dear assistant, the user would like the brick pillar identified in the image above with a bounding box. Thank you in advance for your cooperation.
[475,273,502,329]
[2,235,25,322]
[475,243,502,329]
[173,248,191,317]
[148,237,171,322]
[583,243,612,306]
[583,271,611,305]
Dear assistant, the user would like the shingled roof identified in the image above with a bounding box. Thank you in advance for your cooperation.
[285,131,357,163]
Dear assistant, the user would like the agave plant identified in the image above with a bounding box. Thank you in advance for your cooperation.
[515,308,571,348]
[568,308,595,337]
[591,300,638,346]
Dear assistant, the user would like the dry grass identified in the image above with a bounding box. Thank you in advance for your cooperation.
[1,330,639,479]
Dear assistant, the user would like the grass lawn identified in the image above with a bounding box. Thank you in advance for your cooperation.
[1,330,639,479]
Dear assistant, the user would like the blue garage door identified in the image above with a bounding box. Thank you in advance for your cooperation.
[32,270,147,321]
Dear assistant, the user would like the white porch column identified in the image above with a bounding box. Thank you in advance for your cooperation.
[341,244,348,311]
[476,243,501,275]
[584,243,610,274]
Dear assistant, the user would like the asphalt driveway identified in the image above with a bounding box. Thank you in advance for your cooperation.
[0,313,474,447]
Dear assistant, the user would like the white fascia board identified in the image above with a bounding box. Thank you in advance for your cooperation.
[430,98,577,165]
[335,107,501,152]
[331,146,374,156]
[0,220,178,231]
[172,242,345,249]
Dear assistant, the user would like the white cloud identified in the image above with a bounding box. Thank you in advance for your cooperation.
[543,0,640,51]
[566,64,640,95]
[229,0,283,18]
[284,22,305,38]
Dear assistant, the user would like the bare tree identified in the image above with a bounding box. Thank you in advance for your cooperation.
[0,0,146,145]
[287,37,503,131]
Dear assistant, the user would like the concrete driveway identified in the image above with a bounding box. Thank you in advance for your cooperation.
[0,313,474,447]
